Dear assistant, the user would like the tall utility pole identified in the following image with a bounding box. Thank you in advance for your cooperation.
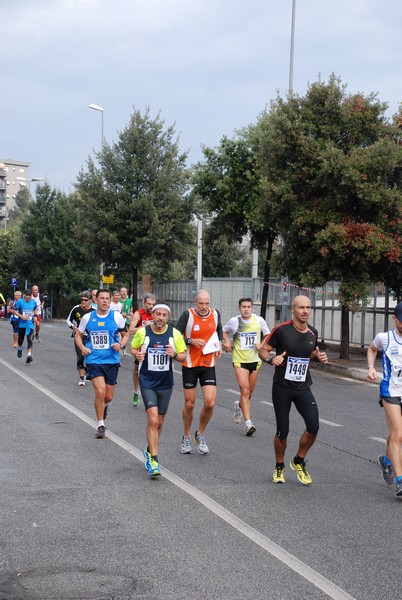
[88,103,105,289]
[289,0,296,94]
[282,0,296,322]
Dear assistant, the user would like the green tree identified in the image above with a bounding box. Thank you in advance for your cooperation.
[202,220,250,277]
[256,75,402,357]
[7,188,30,228]
[0,229,17,297]
[10,184,98,314]
[192,135,277,317]
[76,107,195,305]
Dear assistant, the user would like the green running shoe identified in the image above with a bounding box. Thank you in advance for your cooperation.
[272,466,285,484]
[290,458,312,485]
[148,457,161,477]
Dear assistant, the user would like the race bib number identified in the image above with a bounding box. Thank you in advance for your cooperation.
[239,331,257,350]
[285,357,310,382]
[23,310,34,318]
[391,362,402,384]
[148,348,169,371]
[91,330,110,350]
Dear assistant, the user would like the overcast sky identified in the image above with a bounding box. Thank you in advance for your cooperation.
[1,0,401,193]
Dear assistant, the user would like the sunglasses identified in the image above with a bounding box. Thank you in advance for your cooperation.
[81,298,90,301]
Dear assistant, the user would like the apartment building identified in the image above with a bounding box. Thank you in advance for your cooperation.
[0,159,31,227]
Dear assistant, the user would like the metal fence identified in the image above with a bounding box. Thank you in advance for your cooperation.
[138,278,398,348]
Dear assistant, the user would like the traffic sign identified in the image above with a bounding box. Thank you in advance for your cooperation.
[102,275,114,284]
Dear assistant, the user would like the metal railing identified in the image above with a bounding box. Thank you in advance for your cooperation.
[137,278,398,348]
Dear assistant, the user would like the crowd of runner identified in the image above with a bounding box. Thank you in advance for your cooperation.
[6,285,402,498]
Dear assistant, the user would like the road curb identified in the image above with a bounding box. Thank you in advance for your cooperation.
[310,360,381,383]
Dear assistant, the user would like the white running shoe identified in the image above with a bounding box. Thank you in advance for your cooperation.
[180,435,192,454]
[194,430,209,455]
[233,400,242,424]
[78,378,85,386]
[245,420,256,436]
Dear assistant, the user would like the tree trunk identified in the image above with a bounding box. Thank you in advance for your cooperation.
[340,304,350,359]
[260,236,274,320]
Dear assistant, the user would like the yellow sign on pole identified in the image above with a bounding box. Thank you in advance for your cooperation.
[102,275,114,284]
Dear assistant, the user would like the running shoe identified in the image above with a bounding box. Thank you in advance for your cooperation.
[26,355,33,364]
[95,425,106,439]
[132,392,140,407]
[233,400,242,424]
[245,421,256,436]
[194,430,209,455]
[78,377,85,386]
[143,447,151,470]
[272,465,285,484]
[289,458,312,485]
[35,333,40,343]
[17,348,22,358]
[377,455,394,486]
[180,435,192,454]
[147,457,161,477]
[396,480,402,497]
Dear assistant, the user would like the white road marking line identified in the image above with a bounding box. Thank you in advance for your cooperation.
[319,419,343,428]
[224,388,240,395]
[1,356,356,600]
[370,437,387,444]
[260,400,273,407]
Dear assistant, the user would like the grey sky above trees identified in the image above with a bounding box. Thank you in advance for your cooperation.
[1,0,401,194]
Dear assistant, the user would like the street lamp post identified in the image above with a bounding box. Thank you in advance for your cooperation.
[281,0,297,322]
[88,103,104,149]
[289,0,296,95]
[88,103,105,288]
[16,176,44,200]
[28,178,44,199]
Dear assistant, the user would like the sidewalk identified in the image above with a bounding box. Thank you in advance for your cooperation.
[311,344,381,383]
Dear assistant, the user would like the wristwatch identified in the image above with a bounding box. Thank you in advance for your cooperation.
[265,356,273,364]
[186,338,192,345]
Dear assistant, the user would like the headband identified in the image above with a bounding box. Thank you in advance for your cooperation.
[152,303,171,313]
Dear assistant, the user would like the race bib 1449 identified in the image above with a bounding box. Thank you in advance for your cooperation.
[285,357,310,382]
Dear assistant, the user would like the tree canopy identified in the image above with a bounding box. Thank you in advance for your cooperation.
[76,107,195,302]
[10,184,98,312]
[255,75,402,356]
[192,135,277,316]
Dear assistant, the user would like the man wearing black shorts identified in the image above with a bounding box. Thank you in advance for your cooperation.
[258,295,328,485]
[66,291,94,386]
[176,290,222,455]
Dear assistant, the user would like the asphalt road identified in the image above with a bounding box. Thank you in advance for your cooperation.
[0,319,400,600]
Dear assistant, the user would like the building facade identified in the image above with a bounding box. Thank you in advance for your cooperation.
[0,158,31,227]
